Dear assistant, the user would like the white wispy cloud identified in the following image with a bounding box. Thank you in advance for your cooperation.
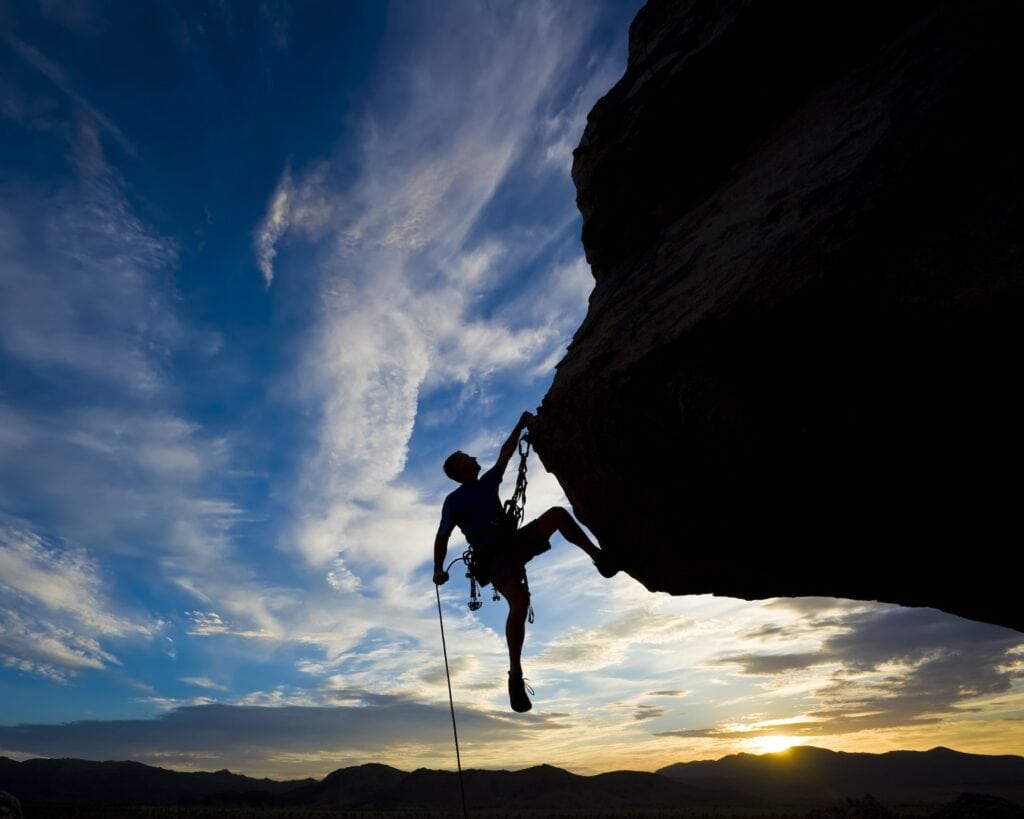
[0,399,243,563]
[254,167,293,287]
[179,676,228,691]
[0,526,149,637]
[646,603,1024,754]
[253,2,610,603]
[0,95,273,674]
[0,126,179,394]
[1,32,134,153]
[254,159,338,286]
[173,570,300,641]
[536,607,700,673]
[0,523,158,680]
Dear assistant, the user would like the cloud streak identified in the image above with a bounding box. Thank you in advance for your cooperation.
[0,86,269,674]
[0,697,561,777]
[0,124,178,394]
[0,522,158,680]
[252,1,612,605]
[1,32,134,153]
[694,606,1024,739]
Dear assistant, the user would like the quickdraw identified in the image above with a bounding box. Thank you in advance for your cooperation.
[503,433,531,530]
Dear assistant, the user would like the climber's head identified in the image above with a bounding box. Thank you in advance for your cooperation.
[443,451,480,483]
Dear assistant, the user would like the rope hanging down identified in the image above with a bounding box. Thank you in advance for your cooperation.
[435,584,469,819]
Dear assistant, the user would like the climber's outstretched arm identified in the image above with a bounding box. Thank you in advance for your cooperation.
[493,411,533,477]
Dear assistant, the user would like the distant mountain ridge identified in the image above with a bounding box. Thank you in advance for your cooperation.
[289,762,758,811]
[658,746,1024,804]
[0,756,756,811]
[0,756,314,805]
[2,746,1022,810]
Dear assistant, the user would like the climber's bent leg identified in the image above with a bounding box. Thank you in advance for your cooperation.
[523,506,619,577]
[529,506,600,560]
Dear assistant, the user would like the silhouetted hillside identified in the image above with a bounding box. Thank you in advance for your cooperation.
[290,763,760,811]
[658,746,1024,804]
[0,756,313,805]
[285,761,409,805]
[0,755,758,810]
[4,747,1023,812]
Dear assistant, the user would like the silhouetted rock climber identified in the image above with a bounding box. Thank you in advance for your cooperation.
[433,410,619,712]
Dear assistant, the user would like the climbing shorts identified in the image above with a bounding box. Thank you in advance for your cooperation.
[472,518,551,586]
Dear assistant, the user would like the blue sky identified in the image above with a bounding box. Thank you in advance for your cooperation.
[1,0,1022,780]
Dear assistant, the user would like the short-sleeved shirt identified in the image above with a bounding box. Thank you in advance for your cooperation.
[436,464,504,547]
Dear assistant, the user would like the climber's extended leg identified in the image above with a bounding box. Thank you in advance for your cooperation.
[493,570,529,677]
[492,568,532,712]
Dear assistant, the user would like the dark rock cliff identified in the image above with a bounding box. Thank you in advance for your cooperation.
[533,0,1023,632]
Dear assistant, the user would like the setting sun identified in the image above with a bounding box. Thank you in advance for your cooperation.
[748,735,801,754]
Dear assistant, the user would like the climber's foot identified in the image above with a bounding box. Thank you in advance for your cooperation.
[508,671,533,713]
[593,550,620,578]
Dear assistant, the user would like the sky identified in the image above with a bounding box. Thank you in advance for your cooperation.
[0,0,1022,781]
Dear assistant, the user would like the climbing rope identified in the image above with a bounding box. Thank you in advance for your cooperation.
[435,582,469,819]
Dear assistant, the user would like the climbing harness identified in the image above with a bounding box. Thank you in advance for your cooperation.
[435,583,469,819]
[464,433,534,621]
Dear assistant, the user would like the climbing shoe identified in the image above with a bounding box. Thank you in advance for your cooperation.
[593,551,620,578]
[508,671,533,713]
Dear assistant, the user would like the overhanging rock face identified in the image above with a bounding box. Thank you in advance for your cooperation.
[533,0,1023,632]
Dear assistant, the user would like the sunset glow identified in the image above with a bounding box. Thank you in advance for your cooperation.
[747,736,802,755]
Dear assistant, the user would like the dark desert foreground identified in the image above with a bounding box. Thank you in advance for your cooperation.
[20,797,1024,819]
[17,810,1023,819]
[7,749,1024,819]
